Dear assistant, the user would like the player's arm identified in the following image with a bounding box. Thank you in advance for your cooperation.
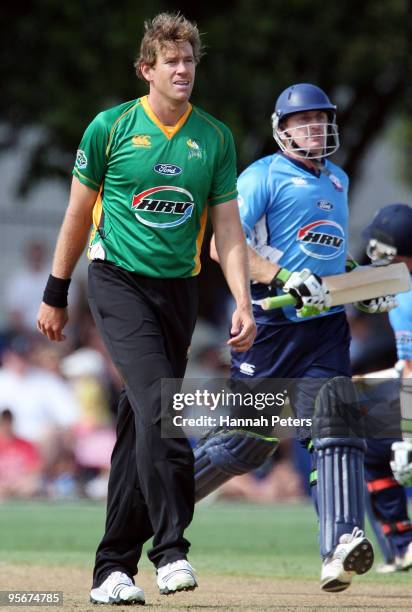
[209,199,256,352]
[211,237,280,284]
[37,177,98,342]
[403,359,412,378]
[211,235,329,318]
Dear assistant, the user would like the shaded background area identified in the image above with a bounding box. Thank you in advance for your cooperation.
[1,0,412,326]
[0,1,411,502]
[2,0,412,189]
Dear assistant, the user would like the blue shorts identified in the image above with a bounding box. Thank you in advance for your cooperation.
[231,312,351,439]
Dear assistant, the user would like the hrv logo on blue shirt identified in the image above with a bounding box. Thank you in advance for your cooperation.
[297,220,345,260]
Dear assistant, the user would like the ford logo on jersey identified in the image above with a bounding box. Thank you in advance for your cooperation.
[154,164,182,176]
[297,220,345,260]
[317,200,333,211]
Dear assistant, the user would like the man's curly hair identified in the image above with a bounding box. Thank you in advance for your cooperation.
[135,13,204,80]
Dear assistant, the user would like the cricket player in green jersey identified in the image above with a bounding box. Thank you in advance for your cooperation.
[37,12,255,606]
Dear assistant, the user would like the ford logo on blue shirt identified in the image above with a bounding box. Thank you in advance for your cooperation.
[317,200,333,211]
[154,164,183,176]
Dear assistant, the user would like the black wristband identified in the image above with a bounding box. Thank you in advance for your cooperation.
[43,274,71,308]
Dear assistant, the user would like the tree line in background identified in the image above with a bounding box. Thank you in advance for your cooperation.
[2,0,412,195]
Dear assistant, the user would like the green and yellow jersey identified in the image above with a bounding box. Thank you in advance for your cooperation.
[72,96,237,277]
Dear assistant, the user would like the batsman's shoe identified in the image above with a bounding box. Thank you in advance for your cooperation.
[375,543,412,573]
[320,527,374,593]
[396,542,412,571]
[375,561,398,574]
[156,560,198,595]
[90,571,145,605]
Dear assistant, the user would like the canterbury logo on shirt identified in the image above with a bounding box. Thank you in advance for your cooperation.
[132,135,151,148]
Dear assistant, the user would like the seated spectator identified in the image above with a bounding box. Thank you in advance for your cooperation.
[4,241,50,333]
[0,335,80,445]
[61,348,116,499]
[0,408,42,499]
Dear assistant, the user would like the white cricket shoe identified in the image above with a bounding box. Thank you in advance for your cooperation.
[90,571,145,605]
[396,541,412,571]
[375,561,398,574]
[320,527,374,592]
[375,542,412,573]
[156,560,198,595]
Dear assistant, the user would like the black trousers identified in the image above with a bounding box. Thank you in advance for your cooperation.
[88,261,198,586]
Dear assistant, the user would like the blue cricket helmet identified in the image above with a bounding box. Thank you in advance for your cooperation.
[272,83,339,159]
[274,83,337,122]
[362,203,412,258]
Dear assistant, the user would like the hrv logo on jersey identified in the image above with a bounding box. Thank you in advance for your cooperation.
[297,220,345,259]
[132,186,195,229]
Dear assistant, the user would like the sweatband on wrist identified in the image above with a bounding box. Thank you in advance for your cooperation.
[270,267,291,288]
[345,258,358,272]
[42,274,71,308]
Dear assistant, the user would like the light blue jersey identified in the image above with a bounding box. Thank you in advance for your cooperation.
[389,285,412,360]
[237,152,349,324]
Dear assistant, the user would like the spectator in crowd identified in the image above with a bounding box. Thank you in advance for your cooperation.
[4,241,51,333]
[61,347,116,499]
[0,408,42,499]
[3,240,83,343]
[0,335,79,445]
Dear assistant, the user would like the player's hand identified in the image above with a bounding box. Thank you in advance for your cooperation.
[283,269,332,318]
[228,304,256,352]
[355,295,398,314]
[37,302,68,342]
[391,440,412,486]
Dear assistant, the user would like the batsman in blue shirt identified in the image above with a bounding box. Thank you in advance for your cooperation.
[362,204,412,573]
[194,83,397,592]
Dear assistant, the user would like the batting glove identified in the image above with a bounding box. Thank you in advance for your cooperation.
[355,295,398,314]
[391,440,412,486]
[282,268,332,318]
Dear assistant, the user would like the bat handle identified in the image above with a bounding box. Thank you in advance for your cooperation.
[260,293,297,310]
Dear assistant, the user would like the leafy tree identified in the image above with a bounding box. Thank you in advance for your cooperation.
[1,0,412,193]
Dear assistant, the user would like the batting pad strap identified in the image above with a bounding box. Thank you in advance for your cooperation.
[309,469,317,487]
[367,476,400,494]
[312,377,366,440]
[382,520,412,536]
[194,429,278,502]
[313,438,366,559]
[314,437,367,452]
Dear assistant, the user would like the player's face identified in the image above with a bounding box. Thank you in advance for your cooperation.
[283,110,329,157]
[144,42,195,106]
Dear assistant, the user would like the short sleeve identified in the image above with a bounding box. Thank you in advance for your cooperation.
[72,112,110,191]
[389,292,412,360]
[237,161,270,241]
[394,330,412,360]
[208,128,238,206]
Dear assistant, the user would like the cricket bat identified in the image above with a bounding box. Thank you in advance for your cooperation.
[260,262,411,310]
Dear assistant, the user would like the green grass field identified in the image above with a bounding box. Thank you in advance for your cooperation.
[0,499,411,587]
